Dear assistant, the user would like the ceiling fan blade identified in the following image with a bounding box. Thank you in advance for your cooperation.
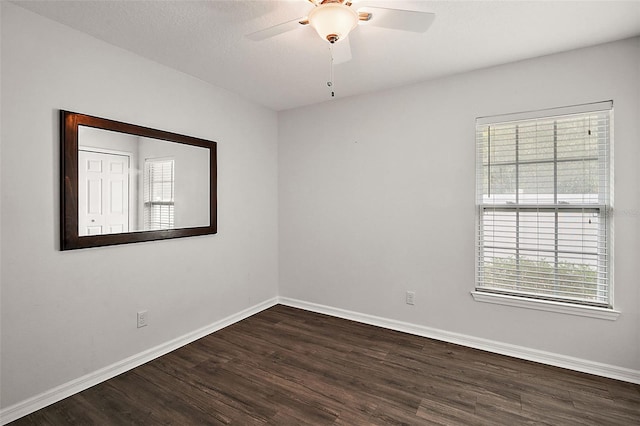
[359,7,435,33]
[331,36,352,65]
[246,17,306,41]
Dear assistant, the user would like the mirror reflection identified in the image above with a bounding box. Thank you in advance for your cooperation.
[78,126,210,236]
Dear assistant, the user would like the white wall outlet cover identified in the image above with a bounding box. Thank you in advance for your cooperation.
[137,310,148,328]
[406,291,415,305]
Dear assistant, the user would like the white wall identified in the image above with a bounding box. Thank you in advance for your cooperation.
[1,2,278,409]
[279,37,640,372]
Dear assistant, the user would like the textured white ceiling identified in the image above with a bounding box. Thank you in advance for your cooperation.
[11,0,640,111]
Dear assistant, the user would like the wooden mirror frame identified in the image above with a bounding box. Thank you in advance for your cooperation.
[61,110,217,250]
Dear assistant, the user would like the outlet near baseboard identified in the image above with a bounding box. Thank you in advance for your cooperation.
[406,291,415,305]
[137,310,148,328]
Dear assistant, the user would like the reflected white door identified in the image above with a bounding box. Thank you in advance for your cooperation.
[78,150,130,236]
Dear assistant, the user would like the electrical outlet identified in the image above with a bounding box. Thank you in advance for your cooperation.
[137,310,148,328]
[406,291,415,305]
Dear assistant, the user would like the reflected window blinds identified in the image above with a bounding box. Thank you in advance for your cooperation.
[144,158,175,230]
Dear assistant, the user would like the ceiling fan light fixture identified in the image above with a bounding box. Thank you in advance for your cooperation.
[308,3,358,44]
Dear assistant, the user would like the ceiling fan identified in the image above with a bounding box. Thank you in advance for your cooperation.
[247,0,435,64]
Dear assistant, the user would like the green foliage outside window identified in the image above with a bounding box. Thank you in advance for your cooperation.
[482,256,599,301]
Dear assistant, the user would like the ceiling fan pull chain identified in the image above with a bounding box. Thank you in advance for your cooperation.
[328,45,335,98]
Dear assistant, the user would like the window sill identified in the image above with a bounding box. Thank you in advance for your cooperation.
[471,291,620,320]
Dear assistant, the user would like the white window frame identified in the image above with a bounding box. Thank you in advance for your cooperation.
[473,101,619,320]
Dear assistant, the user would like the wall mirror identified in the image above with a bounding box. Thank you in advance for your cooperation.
[61,110,217,250]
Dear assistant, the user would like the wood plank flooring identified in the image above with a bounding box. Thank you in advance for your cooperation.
[10,305,640,425]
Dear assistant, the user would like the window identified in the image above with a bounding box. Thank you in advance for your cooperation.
[144,158,175,230]
[475,102,612,310]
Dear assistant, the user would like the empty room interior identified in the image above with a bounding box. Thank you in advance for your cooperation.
[1,0,640,424]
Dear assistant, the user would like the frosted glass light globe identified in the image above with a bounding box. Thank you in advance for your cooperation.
[308,3,358,43]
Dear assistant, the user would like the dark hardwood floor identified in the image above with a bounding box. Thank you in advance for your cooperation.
[10,305,640,425]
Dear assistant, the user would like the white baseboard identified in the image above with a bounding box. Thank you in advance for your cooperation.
[279,297,640,385]
[0,297,278,425]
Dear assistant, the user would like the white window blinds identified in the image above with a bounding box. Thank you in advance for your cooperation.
[144,158,175,230]
[476,101,612,307]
